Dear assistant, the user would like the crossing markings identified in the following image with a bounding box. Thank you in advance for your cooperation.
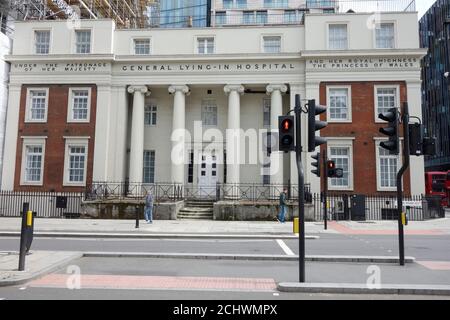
[276,239,295,256]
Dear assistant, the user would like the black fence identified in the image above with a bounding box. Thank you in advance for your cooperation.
[85,182,311,203]
[310,193,435,222]
[0,191,83,218]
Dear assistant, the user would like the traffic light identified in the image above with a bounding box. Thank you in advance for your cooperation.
[326,160,344,178]
[422,137,436,156]
[308,99,328,152]
[278,116,295,152]
[311,152,321,177]
[378,107,400,155]
[408,123,423,156]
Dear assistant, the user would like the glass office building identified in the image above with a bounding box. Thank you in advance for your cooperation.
[420,0,450,171]
[160,0,209,28]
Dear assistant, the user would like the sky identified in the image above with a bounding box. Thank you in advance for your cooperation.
[417,0,437,18]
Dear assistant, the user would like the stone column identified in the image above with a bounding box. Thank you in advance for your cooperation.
[127,85,149,189]
[224,84,244,198]
[266,84,287,191]
[168,85,189,185]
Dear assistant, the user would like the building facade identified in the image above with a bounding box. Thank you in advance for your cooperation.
[420,0,450,172]
[1,9,426,197]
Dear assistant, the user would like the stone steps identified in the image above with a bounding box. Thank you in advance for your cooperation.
[178,200,215,220]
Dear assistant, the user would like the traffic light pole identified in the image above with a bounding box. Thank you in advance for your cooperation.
[397,102,410,266]
[323,152,328,230]
[294,94,305,283]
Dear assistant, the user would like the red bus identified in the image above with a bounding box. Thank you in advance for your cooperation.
[425,172,448,207]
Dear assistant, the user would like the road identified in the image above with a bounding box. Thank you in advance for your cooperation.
[1,233,450,261]
[1,233,450,300]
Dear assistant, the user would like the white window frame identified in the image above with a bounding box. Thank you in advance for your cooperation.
[34,29,51,55]
[143,150,156,184]
[327,138,354,191]
[20,137,47,186]
[261,34,282,53]
[263,98,271,127]
[74,29,92,54]
[375,138,403,192]
[67,87,91,123]
[145,102,158,126]
[374,85,400,123]
[132,37,151,55]
[327,23,349,50]
[25,87,49,123]
[326,85,352,123]
[374,22,396,49]
[63,137,89,187]
[195,36,215,54]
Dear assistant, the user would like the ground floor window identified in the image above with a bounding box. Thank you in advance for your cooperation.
[143,150,155,184]
[328,144,353,190]
[377,142,399,190]
[63,138,89,186]
[20,137,46,186]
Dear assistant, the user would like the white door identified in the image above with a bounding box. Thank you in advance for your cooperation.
[198,152,218,198]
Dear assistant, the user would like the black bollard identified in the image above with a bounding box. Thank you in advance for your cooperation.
[135,206,139,229]
[18,203,30,271]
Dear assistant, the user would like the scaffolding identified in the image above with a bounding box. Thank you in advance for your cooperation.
[9,0,160,28]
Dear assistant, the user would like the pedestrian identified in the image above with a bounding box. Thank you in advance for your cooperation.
[278,188,287,223]
[144,190,153,224]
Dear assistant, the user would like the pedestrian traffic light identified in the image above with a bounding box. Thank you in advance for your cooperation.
[311,152,321,177]
[278,116,295,152]
[326,160,336,177]
[325,160,344,178]
[408,123,423,156]
[378,107,400,155]
[308,99,328,152]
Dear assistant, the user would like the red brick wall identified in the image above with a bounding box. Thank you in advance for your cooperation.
[319,81,411,195]
[14,84,97,192]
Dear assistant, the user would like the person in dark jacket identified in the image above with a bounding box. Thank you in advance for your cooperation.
[278,188,288,223]
[144,191,153,224]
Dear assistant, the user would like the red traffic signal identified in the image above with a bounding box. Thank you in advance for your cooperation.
[278,116,295,152]
[281,118,293,132]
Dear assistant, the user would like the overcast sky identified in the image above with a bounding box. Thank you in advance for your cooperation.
[417,0,436,18]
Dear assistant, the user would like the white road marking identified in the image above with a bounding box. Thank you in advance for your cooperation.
[0,298,5,300]
[19,287,26,290]
[276,239,295,256]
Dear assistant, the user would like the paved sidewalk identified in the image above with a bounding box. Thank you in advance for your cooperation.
[0,217,449,237]
[0,251,82,287]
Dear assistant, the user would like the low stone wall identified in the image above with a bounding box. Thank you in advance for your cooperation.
[213,201,315,221]
[80,200,184,220]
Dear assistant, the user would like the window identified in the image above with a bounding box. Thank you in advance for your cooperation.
[63,138,88,186]
[145,104,157,126]
[284,10,296,24]
[68,88,91,122]
[377,145,398,189]
[25,146,43,183]
[215,12,226,25]
[375,86,398,120]
[26,88,48,122]
[223,0,233,9]
[327,87,351,121]
[134,38,151,55]
[243,11,255,25]
[263,36,281,53]
[75,30,91,54]
[68,146,86,183]
[264,0,288,8]
[376,23,395,49]
[328,24,348,50]
[263,98,271,126]
[143,150,156,184]
[202,99,217,126]
[188,151,194,183]
[21,137,46,185]
[256,11,268,24]
[35,30,50,54]
[262,132,271,185]
[328,144,353,190]
[223,0,246,9]
[197,37,214,54]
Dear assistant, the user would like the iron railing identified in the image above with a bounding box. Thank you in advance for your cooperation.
[85,181,312,203]
[0,191,83,218]
[311,193,427,221]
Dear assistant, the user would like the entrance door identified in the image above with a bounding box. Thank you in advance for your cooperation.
[198,152,218,198]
